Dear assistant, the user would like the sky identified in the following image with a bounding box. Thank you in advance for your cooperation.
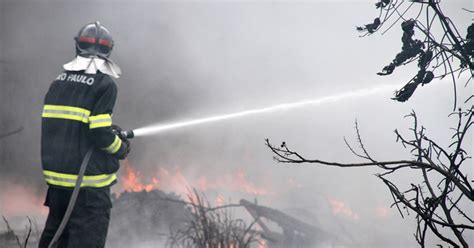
[0,1,472,247]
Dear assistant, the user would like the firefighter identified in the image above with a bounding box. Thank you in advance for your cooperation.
[39,22,130,248]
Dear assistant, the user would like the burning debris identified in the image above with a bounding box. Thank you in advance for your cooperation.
[106,186,334,248]
[1,165,346,247]
[107,189,192,247]
[240,200,330,248]
[327,197,360,220]
[118,161,271,197]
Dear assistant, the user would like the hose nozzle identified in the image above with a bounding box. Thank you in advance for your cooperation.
[119,130,134,139]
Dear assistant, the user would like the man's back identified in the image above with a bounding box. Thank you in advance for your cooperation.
[41,70,121,186]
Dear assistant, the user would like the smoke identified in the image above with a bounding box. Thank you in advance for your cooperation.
[1,0,471,246]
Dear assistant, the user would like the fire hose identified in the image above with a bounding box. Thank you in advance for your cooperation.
[48,148,92,248]
[48,129,134,248]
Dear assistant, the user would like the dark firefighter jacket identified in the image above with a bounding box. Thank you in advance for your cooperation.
[41,70,127,189]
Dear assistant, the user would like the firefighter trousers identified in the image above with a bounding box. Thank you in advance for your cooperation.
[39,187,112,248]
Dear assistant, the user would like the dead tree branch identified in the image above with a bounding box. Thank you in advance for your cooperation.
[358,0,473,108]
[266,107,473,246]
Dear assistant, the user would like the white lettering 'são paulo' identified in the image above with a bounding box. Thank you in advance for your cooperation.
[56,73,94,85]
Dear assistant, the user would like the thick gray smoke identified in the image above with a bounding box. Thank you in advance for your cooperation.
[0,0,471,247]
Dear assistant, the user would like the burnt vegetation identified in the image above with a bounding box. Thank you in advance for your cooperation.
[163,189,328,247]
[1,216,38,248]
[267,0,472,247]
[167,190,261,248]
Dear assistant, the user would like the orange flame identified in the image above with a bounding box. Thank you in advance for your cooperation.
[215,194,225,207]
[375,206,390,219]
[118,162,270,197]
[121,161,159,192]
[328,197,360,220]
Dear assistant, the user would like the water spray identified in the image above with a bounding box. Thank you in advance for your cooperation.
[122,84,397,138]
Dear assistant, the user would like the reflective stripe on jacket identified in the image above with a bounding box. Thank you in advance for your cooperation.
[41,70,126,188]
[43,170,117,188]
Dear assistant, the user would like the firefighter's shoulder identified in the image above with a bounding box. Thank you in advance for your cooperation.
[95,72,118,89]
